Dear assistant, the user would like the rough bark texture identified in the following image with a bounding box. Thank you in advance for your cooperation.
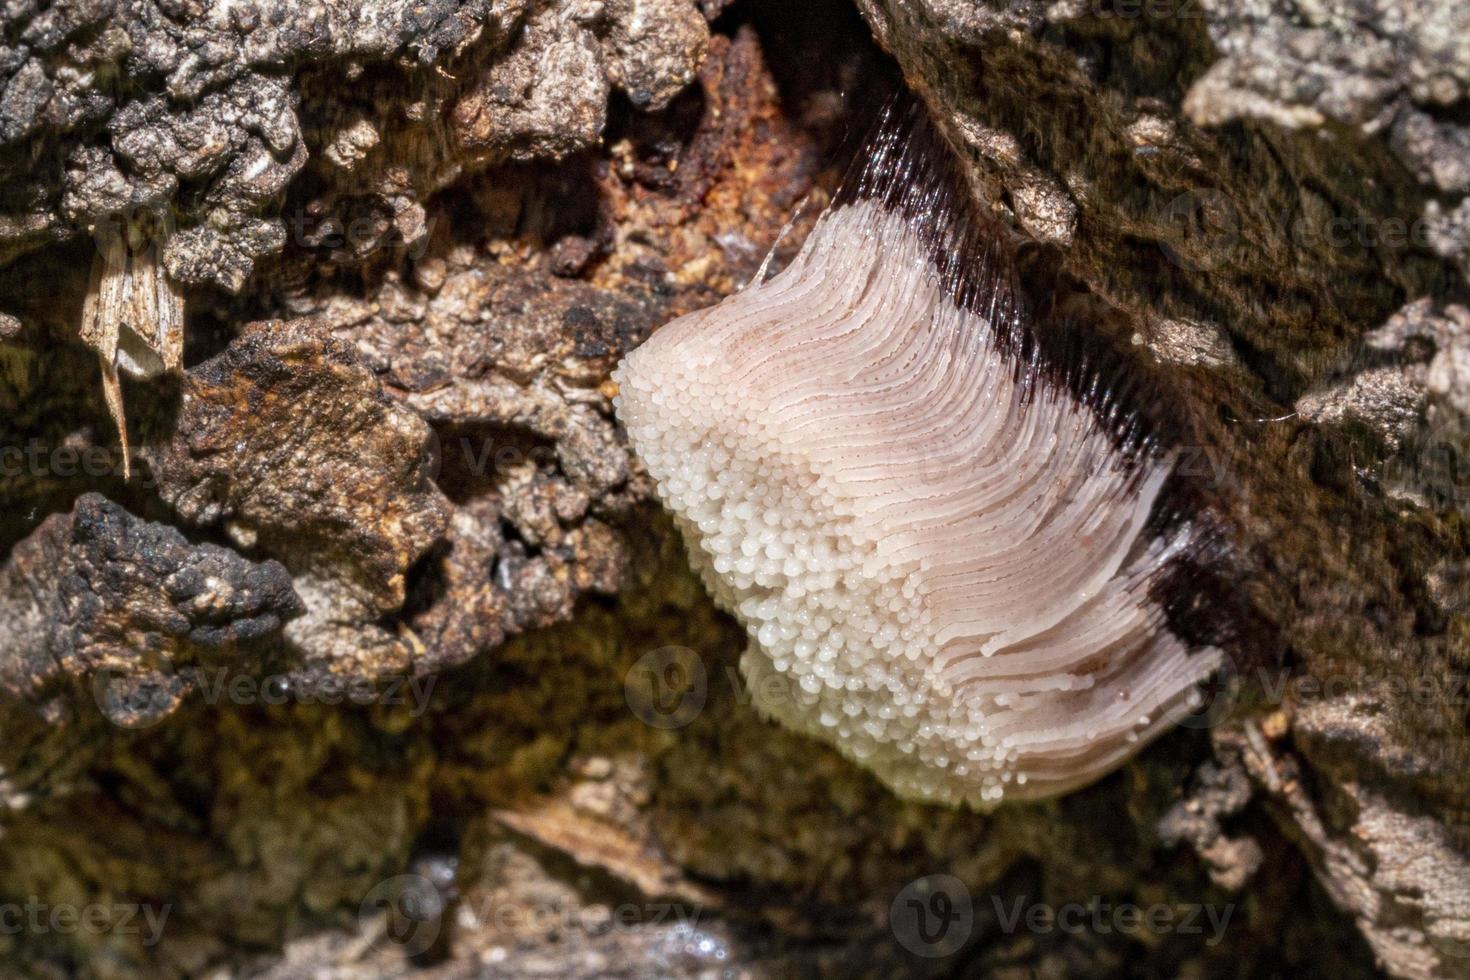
[0,0,1466,977]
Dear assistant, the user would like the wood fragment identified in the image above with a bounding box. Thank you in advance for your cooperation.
[79,219,185,479]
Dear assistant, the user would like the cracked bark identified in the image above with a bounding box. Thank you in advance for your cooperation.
[0,0,1466,977]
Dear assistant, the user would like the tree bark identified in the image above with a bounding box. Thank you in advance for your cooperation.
[0,0,1465,977]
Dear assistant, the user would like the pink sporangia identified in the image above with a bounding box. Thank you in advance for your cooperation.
[613,99,1223,808]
